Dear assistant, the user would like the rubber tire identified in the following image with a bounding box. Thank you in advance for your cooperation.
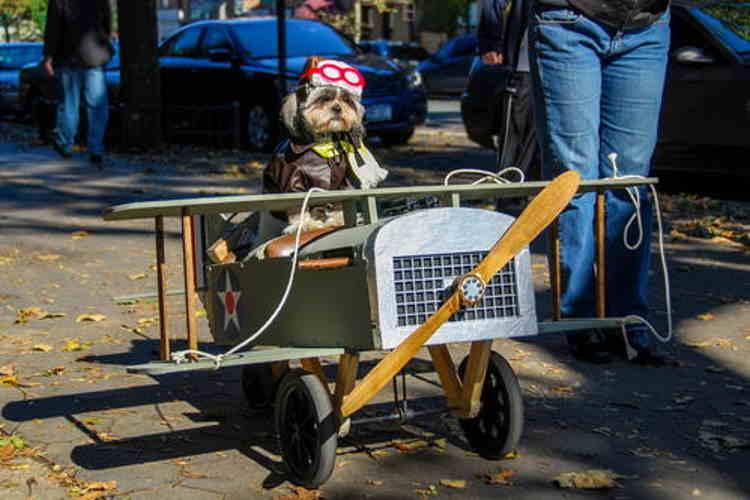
[241,363,277,411]
[379,126,415,146]
[275,369,337,488]
[457,350,523,459]
[243,102,279,152]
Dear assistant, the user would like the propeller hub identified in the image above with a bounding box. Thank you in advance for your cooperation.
[457,273,487,306]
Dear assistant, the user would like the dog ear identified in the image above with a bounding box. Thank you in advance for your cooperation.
[350,101,367,146]
[280,92,299,138]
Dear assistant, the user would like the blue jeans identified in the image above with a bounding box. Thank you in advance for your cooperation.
[54,66,109,155]
[529,7,670,350]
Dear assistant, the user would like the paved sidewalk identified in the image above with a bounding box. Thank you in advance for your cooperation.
[0,138,749,500]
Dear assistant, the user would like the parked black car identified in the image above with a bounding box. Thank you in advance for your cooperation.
[358,39,431,69]
[0,42,43,116]
[417,33,477,95]
[461,1,750,162]
[21,18,427,150]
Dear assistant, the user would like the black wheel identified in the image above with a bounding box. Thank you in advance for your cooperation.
[379,126,415,146]
[243,102,279,152]
[457,350,523,459]
[241,363,278,411]
[275,369,337,488]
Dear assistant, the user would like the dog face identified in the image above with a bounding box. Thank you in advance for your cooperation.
[281,85,366,143]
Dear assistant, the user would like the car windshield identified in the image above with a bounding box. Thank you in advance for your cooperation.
[0,45,43,69]
[390,45,430,61]
[694,2,750,62]
[231,20,357,59]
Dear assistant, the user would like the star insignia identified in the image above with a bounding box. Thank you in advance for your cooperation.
[217,271,242,332]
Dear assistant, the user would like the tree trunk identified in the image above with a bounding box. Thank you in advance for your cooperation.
[116,0,162,150]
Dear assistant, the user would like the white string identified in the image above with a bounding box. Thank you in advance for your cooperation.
[443,167,525,186]
[171,187,327,368]
[606,153,672,355]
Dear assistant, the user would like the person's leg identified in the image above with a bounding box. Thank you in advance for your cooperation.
[53,67,82,156]
[529,7,610,360]
[599,10,671,359]
[82,66,109,158]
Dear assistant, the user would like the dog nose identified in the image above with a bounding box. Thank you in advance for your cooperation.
[331,104,342,114]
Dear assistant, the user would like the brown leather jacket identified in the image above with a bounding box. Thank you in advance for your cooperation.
[263,140,355,221]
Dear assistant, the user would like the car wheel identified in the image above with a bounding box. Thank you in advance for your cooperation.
[379,127,415,146]
[244,102,279,152]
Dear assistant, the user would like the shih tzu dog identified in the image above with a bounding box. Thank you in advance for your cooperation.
[263,56,388,235]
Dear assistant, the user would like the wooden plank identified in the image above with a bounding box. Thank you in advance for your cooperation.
[595,191,606,318]
[333,352,360,411]
[181,211,199,353]
[459,340,491,419]
[428,345,463,413]
[103,178,658,221]
[126,347,345,375]
[155,216,170,361]
[549,219,561,321]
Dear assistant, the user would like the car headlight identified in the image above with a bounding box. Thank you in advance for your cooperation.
[406,70,422,88]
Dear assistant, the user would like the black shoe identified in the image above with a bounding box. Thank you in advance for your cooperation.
[89,154,104,166]
[52,140,72,159]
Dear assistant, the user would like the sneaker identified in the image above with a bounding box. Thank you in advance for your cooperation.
[89,154,104,166]
[52,140,72,159]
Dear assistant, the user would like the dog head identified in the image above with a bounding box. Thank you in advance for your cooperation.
[281,57,366,144]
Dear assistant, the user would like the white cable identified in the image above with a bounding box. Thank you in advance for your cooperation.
[606,153,672,355]
[171,187,327,368]
[443,167,525,186]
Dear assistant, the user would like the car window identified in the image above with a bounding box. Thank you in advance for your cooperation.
[232,20,357,58]
[694,2,750,63]
[0,45,43,69]
[164,27,203,57]
[450,36,477,58]
[201,26,233,57]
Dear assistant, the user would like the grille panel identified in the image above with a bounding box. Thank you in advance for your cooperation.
[393,251,519,327]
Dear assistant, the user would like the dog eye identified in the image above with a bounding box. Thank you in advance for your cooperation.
[342,94,355,107]
[316,95,334,104]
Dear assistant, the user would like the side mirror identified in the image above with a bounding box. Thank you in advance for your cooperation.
[208,48,232,63]
[673,45,716,65]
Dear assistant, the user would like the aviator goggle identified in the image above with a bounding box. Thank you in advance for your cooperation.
[300,63,365,88]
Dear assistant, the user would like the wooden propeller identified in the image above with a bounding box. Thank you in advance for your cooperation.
[339,171,582,418]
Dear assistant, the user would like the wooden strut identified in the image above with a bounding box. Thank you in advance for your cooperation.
[595,191,606,318]
[155,216,170,361]
[181,210,199,354]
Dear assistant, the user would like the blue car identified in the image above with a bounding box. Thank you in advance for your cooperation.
[0,42,43,116]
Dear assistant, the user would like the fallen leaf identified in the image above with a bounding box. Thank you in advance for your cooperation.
[503,450,519,460]
[179,469,208,479]
[439,479,466,489]
[553,470,624,489]
[366,479,383,486]
[128,273,146,280]
[35,254,62,262]
[62,339,93,352]
[696,313,715,321]
[478,469,516,485]
[71,230,90,240]
[414,485,437,496]
[0,365,15,378]
[32,344,53,352]
[76,314,107,323]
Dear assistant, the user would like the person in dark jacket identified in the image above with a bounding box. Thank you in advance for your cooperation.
[528,0,671,364]
[43,0,113,165]
[478,0,540,184]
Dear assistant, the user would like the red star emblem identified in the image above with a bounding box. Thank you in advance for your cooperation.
[218,271,242,332]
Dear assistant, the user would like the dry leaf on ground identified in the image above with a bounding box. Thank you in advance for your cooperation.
[76,314,107,323]
[439,479,466,488]
[478,468,516,485]
[553,469,624,489]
